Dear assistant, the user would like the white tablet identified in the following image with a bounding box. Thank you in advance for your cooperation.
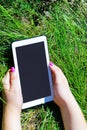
[12,36,53,109]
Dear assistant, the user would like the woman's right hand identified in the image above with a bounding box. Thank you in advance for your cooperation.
[50,62,72,108]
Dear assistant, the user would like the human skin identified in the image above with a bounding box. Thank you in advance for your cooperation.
[2,67,23,130]
[2,63,87,130]
[50,62,87,130]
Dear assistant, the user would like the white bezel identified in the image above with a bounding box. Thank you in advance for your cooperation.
[12,36,53,109]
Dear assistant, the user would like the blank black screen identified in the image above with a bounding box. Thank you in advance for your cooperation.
[16,42,51,103]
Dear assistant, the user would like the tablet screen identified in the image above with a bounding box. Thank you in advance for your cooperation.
[16,42,51,103]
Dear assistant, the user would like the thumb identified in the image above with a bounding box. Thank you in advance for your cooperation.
[49,62,58,84]
[49,62,62,84]
[10,67,18,90]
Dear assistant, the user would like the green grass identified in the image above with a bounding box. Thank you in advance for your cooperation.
[0,0,87,129]
[21,104,61,130]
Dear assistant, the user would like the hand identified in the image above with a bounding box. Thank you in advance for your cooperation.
[2,67,23,114]
[50,62,72,108]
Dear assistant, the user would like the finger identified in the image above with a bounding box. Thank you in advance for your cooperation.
[10,67,22,92]
[50,61,62,74]
[2,70,10,90]
[50,62,69,87]
[10,67,23,102]
[49,61,59,84]
[10,67,18,89]
[49,61,63,83]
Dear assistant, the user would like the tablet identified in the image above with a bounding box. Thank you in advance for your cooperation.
[12,36,53,109]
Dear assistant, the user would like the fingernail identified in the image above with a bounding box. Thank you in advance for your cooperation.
[50,61,53,66]
[10,67,15,72]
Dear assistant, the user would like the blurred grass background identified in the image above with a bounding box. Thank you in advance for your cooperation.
[0,0,87,129]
